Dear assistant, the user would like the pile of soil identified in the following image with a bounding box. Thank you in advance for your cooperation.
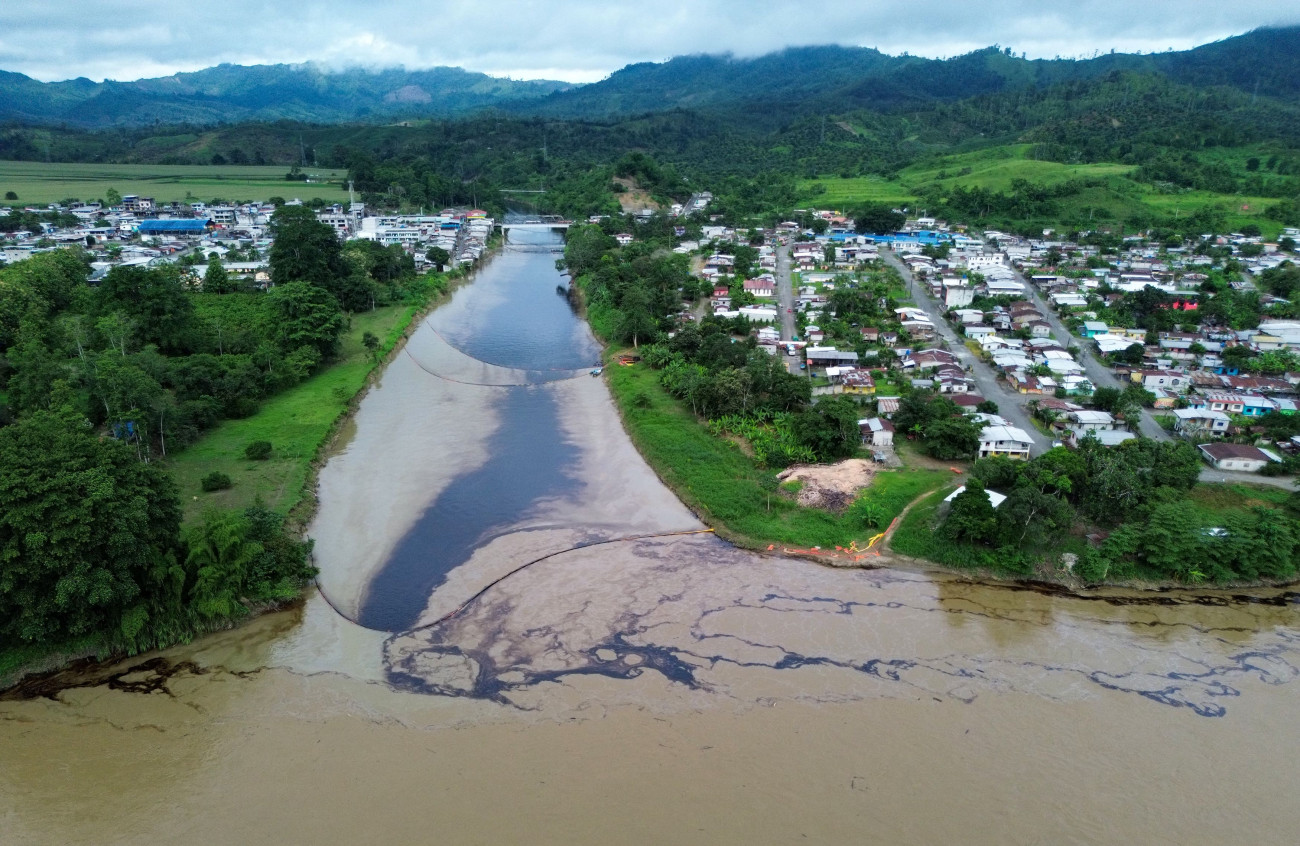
[777,459,878,511]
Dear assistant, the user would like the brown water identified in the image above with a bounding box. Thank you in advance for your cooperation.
[4,233,1300,844]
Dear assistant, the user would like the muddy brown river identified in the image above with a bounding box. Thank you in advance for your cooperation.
[4,230,1300,844]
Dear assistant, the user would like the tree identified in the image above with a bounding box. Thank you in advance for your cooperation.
[361,330,380,359]
[1118,343,1146,366]
[3,191,16,201]
[266,281,346,360]
[267,206,353,305]
[426,246,450,271]
[96,265,196,354]
[792,396,861,460]
[975,399,1000,415]
[944,478,999,544]
[203,258,237,294]
[922,415,982,460]
[0,411,183,648]
[1091,386,1121,412]
[850,204,906,235]
[617,285,657,348]
[105,187,122,208]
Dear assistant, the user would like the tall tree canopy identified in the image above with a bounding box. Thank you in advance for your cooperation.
[0,412,183,648]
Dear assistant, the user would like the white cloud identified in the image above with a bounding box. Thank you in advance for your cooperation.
[0,0,1295,83]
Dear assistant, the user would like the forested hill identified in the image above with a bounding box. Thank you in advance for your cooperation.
[0,64,573,128]
[2,26,1297,129]
[517,26,1300,119]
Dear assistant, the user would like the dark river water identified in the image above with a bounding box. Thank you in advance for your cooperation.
[358,228,602,630]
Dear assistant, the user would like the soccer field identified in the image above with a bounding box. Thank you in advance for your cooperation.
[0,161,351,205]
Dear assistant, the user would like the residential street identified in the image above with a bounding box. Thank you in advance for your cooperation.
[881,249,1046,455]
[1012,266,1173,442]
[773,243,800,375]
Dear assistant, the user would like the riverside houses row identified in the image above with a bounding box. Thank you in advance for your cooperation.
[2,196,495,288]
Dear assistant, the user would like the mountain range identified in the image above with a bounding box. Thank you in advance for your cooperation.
[1,26,1298,129]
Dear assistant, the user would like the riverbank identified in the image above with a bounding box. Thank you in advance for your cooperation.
[603,348,949,551]
[602,344,1300,593]
[0,259,489,691]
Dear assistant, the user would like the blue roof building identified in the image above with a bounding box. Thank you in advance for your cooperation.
[137,219,214,234]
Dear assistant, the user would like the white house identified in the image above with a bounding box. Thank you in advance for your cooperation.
[1198,442,1272,472]
[978,424,1034,460]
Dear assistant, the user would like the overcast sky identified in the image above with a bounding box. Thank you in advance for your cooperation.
[2,1,1297,84]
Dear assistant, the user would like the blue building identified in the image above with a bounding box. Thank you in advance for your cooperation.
[136,219,214,235]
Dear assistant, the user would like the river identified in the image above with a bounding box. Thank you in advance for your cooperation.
[3,228,1300,845]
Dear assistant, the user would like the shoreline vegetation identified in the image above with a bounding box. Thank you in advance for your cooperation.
[0,235,498,691]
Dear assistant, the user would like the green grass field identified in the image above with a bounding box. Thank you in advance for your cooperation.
[797,143,1288,235]
[0,161,351,205]
[166,303,422,526]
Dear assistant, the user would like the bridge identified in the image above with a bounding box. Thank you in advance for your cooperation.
[497,218,573,251]
[498,218,572,236]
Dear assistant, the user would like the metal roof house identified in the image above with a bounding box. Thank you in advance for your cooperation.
[137,219,214,235]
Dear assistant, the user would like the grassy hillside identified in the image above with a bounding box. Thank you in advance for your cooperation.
[798,144,1290,235]
[0,160,349,205]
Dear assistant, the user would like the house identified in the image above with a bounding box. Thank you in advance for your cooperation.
[1135,369,1190,393]
[943,278,974,308]
[1066,410,1117,432]
[1198,442,1272,473]
[743,278,775,298]
[858,417,895,447]
[875,396,901,417]
[614,233,634,246]
[1081,321,1109,338]
[1067,428,1136,448]
[1027,321,1053,338]
[805,347,860,367]
[1173,408,1231,436]
[841,369,876,395]
[978,424,1034,460]
[965,324,996,340]
[860,326,880,343]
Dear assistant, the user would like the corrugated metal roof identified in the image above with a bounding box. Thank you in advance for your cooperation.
[138,219,211,232]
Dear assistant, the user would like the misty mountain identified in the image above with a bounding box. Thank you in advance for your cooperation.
[0,25,1297,130]
[0,64,573,127]
[517,26,1300,119]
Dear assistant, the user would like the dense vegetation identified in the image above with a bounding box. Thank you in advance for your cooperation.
[891,438,1300,586]
[0,208,450,667]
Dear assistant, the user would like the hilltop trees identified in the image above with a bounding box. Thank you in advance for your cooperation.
[850,204,906,234]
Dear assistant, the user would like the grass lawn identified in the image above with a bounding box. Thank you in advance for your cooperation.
[0,160,350,205]
[1188,483,1293,515]
[166,303,421,526]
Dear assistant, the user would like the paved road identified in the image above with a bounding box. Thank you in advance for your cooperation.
[881,249,1046,455]
[773,243,802,376]
[1011,266,1172,442]
[1198,468,1297,489]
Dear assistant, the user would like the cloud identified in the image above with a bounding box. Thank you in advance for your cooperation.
[1,0,1296,83]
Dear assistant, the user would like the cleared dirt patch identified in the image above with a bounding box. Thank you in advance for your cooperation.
[777,459,878,511]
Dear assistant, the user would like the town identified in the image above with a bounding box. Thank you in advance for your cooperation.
[4,187,1299,484]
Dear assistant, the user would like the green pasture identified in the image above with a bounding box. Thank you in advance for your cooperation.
[0,161,351,205]
[796,143,1288,235]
